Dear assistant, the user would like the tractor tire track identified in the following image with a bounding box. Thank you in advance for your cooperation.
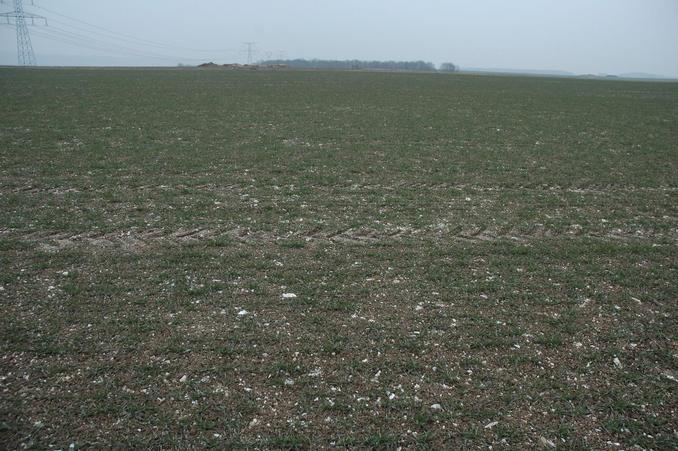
[4,221,673,252]
[5,182,677,195]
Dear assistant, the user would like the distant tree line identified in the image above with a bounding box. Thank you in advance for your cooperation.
[259,59,458,72]
[439,63,458,72]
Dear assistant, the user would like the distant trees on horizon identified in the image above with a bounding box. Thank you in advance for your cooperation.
[439,62,458,72]
[259,59,458,73]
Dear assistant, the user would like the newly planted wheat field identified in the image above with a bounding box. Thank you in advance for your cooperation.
[1,68,677,449]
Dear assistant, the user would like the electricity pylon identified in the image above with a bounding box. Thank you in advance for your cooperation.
[243,42,256,64]
[0,0,47,66]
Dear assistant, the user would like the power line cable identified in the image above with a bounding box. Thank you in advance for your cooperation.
[42,16,236,55]
[29,3,236,54]
[29,28,153,58]
[40,24,207,61]
[30,28,167,59]
[29,27,207,62]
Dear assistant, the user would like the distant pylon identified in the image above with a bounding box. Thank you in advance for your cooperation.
[0,0,47,66]
[243,42,256,64]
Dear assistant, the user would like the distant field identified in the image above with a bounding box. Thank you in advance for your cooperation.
[0,68,676,449]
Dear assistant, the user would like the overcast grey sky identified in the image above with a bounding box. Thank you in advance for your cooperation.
[1,0,677,76]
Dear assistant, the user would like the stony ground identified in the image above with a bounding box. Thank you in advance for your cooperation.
[0,68,676,449]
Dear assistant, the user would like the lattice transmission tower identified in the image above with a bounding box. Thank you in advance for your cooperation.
[243,42,256,64]
[0,0,47,66]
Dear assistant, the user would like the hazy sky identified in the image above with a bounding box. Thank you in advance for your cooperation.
[1,0,677,76]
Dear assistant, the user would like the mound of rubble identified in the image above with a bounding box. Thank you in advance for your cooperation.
[198,62,288,70]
